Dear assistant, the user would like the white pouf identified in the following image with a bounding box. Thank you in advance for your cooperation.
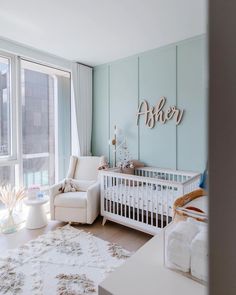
[24,197,49,229]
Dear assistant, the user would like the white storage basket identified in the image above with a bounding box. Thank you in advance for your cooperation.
[164,190,208,284]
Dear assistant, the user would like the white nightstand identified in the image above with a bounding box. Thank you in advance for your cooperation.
[24,196,49,229]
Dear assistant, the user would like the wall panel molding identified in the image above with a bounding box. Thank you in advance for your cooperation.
[92,35,207,172]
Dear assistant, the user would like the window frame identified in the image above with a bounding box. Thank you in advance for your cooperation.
[0,51,72,189]
[20,58,72,188]
[0,51,18,162]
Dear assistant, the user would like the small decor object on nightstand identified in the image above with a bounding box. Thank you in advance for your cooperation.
[24,196,49,229]
[0,185,26,234]
[27,185,40,200]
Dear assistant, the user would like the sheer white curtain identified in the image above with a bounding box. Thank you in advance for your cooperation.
[72,63,92,156]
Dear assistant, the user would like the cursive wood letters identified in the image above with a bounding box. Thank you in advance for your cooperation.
[136,97,184,129]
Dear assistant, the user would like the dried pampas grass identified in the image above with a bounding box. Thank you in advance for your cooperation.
[0,185,26,211]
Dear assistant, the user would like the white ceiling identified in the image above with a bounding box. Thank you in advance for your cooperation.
[0,0,207,66]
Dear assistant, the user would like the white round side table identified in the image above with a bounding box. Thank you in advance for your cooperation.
[24,197,49,229]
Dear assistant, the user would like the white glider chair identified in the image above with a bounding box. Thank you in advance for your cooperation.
[50,156,103,224]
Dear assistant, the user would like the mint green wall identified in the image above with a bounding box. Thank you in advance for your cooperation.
[110,58,139,161]
[139,46,177,168]
[177,38,207,171]
[92,35,207,172]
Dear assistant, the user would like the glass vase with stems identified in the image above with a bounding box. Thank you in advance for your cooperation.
[0,185,25,234]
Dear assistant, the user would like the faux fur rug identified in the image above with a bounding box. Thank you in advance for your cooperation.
[0,225,131,295]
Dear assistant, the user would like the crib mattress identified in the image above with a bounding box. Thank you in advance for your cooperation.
[103,184,176,215]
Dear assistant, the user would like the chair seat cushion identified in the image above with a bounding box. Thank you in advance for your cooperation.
[54,192,87,208]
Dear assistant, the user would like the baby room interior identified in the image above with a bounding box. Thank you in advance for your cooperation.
[0,1,235,295]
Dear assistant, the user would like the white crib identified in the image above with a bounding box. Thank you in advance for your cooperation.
[100,167,201,235]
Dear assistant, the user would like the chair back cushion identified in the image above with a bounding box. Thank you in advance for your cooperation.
[73,156,102,181]
[66,156,78,178]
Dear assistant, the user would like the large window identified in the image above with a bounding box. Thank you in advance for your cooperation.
[0,54,71,190]
[0,56,11,157]
[0,165,15,185]
[21,60,71,188]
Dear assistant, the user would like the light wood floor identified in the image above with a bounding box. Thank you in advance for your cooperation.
[0,216,152,253]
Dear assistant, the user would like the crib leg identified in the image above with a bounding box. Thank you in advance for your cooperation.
[102,217,107,226]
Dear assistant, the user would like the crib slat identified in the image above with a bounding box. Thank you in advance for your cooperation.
[137,181,140,222]
[161,185,164,228]
[156,186,159,229]
[124,178,127,219]
[145,182,148,225]
[132,181,135,220]
[141,181,144,224]
[110,176,113,214]
[128,179,130,219]
[151,185,153,227]
[167,186,170,226]
[107,176,109,213]
[135,181,137,221]
[105,175,108,212]
[114,177,117,215]
[119,179,121,214]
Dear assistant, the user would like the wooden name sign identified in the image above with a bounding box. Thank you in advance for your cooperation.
[136,97,184,129]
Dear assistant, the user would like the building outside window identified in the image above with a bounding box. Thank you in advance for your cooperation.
[0,54,71,191]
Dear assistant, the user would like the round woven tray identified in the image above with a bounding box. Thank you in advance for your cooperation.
[173,188,208,222]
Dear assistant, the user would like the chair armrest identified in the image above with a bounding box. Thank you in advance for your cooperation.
[50,180,64,198]
[86,181,100,224]
[87,181,100,193]
[49,180,64,220]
